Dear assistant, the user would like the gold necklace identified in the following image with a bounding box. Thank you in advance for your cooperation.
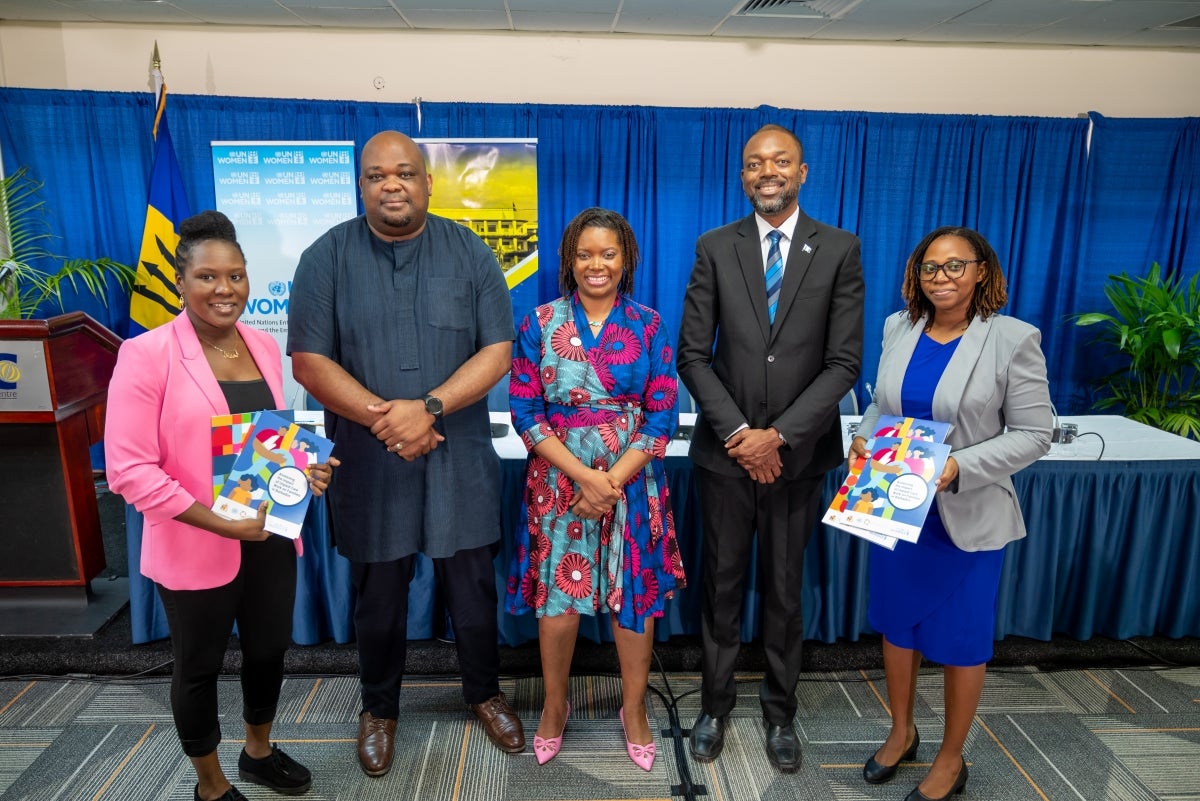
[199,336,240,359]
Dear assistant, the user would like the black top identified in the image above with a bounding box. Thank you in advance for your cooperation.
[218,379,274,415]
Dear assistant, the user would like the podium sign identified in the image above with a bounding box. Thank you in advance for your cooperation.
[0,340,53,412]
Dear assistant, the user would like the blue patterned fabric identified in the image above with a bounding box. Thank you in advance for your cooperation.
[505,294,684,633]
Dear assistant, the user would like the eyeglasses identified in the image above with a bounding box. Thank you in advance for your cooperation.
[917,259,980,281]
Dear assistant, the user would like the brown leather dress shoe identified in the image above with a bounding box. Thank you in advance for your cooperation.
[467,692,526,754]
[357,711,397,777]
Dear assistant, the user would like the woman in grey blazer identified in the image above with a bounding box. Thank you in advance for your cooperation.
[850,227,1052,801]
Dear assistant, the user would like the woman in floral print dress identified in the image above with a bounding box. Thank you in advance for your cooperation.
[506,208,684,770]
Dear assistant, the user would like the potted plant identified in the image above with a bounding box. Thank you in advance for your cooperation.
[1073,263,1200,440]
[1,166,135,320]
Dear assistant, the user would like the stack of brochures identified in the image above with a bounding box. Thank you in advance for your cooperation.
[210,409,333,539]
[823,415,951,549]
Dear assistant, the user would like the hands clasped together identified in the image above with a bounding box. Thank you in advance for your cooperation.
[368,399,445,461]
[570,467,622,520]
[726,427,784,484]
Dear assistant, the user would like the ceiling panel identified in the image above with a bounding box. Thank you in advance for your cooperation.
[509,0,620,11]
[810,20,940,40]
[286,7,411,27]
[171,1,310,26]
[0,0,1196,49]
[53,0,200,24]
[390,0,507,11]
[0,1,94,22]
[620,0,741,14]
[1069,0,1200,27]
[1108,26,1200,45]
[843,0,989,25]
[955,0,1090,26]
[399,8,510,29]
[906,22,1046,42]
[510,10,614,32]
[714,15,835,37]
[282,0,398,7]
[615,14,730,35]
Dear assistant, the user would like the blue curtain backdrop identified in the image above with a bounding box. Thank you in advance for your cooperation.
[1,88,1196,412]
[1069,112,1200,411]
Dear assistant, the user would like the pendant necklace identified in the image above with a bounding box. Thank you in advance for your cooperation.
[199,336,240,359]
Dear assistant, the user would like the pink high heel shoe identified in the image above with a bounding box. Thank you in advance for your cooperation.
[619,707,656,771]
[533,703,570,765]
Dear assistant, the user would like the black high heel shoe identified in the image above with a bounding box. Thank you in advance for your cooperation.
[862,727,920,784]
[904,756,968,801]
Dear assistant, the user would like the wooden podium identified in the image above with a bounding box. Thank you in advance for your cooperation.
[0,313,126,634]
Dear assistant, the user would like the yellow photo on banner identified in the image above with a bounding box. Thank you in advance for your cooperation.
[417,139,539,315]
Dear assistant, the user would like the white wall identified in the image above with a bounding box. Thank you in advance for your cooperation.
[1,21,1198,118]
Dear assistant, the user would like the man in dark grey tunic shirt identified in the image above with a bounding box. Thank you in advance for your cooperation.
[288,130,524,777]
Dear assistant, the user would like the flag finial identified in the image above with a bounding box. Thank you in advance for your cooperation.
[151,41,161,70]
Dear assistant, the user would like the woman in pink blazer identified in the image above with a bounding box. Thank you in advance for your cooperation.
[106,211,336,801]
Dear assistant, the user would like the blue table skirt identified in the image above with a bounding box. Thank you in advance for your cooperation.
[125,457,1200,645]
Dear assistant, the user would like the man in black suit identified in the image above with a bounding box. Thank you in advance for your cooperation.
[677,124,864,772]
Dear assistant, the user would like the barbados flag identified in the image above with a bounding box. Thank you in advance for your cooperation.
[128,71,190,335]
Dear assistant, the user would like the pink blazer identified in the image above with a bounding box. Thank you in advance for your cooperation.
[105,314,289,590]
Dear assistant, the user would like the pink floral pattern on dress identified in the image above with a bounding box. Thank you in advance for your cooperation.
[555,553,593,599]
[644,375,677,412]
[599,326,642,365]
[510,357,541,399]
[550,322,587,361]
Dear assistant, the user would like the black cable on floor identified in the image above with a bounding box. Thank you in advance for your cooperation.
[644,646,708,800]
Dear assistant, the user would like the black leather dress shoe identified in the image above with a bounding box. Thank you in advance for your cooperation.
[863,727,920,784]
[688,712,727,762]
[904,757,968,801]
[763,720,801,772]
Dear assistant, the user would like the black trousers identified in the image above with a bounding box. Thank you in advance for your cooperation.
[695,465,823,725]
[352,542,501,718]
[157,535,297,757]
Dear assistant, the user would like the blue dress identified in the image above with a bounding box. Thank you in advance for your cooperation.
[505,293,686,634]
[867,334,1005,666]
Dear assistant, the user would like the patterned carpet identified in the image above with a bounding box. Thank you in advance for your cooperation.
[1,667,1198,801]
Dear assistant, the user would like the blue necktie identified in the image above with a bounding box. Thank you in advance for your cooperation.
[765,230,784,323]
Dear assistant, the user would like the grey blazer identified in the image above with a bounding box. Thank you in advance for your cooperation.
[858,311,1052,552]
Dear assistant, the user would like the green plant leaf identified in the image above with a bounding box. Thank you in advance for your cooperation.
[1,167,134,319]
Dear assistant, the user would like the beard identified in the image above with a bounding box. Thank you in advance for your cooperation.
[748,182,799,217]
[380,210,414,231]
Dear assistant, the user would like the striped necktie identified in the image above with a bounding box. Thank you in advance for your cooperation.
[765,229,784,323]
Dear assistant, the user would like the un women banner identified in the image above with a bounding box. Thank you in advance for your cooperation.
[211,141,358,407]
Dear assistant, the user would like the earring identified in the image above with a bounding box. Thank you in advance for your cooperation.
[179,294,186,309]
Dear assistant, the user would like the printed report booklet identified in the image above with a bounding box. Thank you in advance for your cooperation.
[824,416,951,547]
[210,409,333,539]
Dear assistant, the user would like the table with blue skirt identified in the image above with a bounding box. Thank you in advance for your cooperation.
[125,415,1200,645]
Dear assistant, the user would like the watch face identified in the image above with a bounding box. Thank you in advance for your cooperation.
[425,395,443,416]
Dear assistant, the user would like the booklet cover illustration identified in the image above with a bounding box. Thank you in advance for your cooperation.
[867,414,951,444]
[211,409,333,539]
[210,410,326,502]
[824,428,951,545]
